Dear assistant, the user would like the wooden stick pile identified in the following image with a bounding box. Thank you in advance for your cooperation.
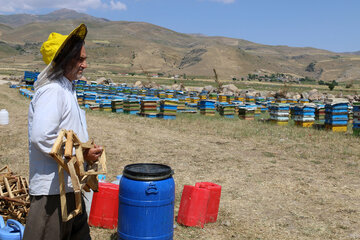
[49,129,107,222]
[0,166,30,224]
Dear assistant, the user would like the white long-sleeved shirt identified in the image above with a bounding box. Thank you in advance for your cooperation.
[28,75,88,195]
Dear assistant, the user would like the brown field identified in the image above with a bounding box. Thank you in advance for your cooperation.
[1,84,360,240]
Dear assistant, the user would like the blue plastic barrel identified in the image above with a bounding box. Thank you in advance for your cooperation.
[118,163,175,240]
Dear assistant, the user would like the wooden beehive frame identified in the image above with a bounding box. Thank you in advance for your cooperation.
[0,165,30,223]
[49,129,107,222]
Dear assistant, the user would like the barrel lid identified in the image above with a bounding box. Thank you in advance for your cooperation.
[123,163,173,181]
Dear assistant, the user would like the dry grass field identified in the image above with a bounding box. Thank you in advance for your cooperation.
[1,84,360,240]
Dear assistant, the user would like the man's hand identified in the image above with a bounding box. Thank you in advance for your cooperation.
[83,144,103,164]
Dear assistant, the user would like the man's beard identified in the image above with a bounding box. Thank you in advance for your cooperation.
[76,72,83,80]
[76,67,85,80]
[67,67,84,80]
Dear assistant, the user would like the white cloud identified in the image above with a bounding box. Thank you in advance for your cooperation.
[204,0,235,3]
[0,0,127,13]
[110,0,127,10]
[213,0,235,3]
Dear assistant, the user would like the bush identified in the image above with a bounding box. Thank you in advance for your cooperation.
[318,80,325,85]
[345,83,353,88]
[300,77,316,82]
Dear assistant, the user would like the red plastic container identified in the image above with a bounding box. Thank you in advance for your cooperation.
[89,182,119,229]
[195,182,222,223]
[177,185,210,228]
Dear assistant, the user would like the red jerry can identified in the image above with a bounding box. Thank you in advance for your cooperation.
[177,182,221,228]
[195,182,222,223]
[89,182,119,229]
[176,185,209,228]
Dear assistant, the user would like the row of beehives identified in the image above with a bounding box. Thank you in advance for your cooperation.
[19,82,322,104]
[16,87,358,134]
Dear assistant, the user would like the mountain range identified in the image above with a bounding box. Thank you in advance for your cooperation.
[0,8,359,82]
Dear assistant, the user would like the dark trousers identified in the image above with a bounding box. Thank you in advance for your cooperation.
[23,192,91,240]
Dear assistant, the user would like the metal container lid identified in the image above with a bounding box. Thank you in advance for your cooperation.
[123,163,173,181]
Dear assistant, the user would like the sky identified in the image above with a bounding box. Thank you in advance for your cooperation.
[0,0,359,53]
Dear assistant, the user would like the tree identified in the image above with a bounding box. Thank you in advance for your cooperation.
[327,80,338,91]
[213,68,222,91]
[306,62,316,72]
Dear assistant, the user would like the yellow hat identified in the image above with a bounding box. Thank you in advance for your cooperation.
[40,23,87,65]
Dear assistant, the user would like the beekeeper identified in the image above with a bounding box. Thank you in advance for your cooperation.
[24,23,102,240]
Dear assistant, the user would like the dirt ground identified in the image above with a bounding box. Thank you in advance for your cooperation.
[0,79,19,85]
[1,84,360,240]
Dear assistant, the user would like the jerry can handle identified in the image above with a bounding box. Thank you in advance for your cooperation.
[0,215,5,228]
[7,219,24,240]
[146,182,158,194]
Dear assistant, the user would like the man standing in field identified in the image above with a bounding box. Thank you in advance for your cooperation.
[23,23,102,240]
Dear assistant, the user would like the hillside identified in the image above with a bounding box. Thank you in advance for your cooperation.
[0,8,108,27]
[0,9,359,82]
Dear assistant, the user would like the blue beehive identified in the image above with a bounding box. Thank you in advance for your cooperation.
[269,103,290,125]
[24,71,40,84]
[111,97,125,113]
[324,100,349,132]
[123,98,141,115]
[83,91,97,108]
[158,99,178,119]
[100,100,112,111]
[238,104,256,120]
[315,103,326,124]
[199,100,216,116]
[218,102,236,118]
[255,96,265,104]
[325,102,348,125]
[353,102,360,136]
[293,103,316,127]
[140,97,159,118]
[76,91,84,106]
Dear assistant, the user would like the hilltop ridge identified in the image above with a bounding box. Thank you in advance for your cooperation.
[0,9,358,82]
[0,8,109,27]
